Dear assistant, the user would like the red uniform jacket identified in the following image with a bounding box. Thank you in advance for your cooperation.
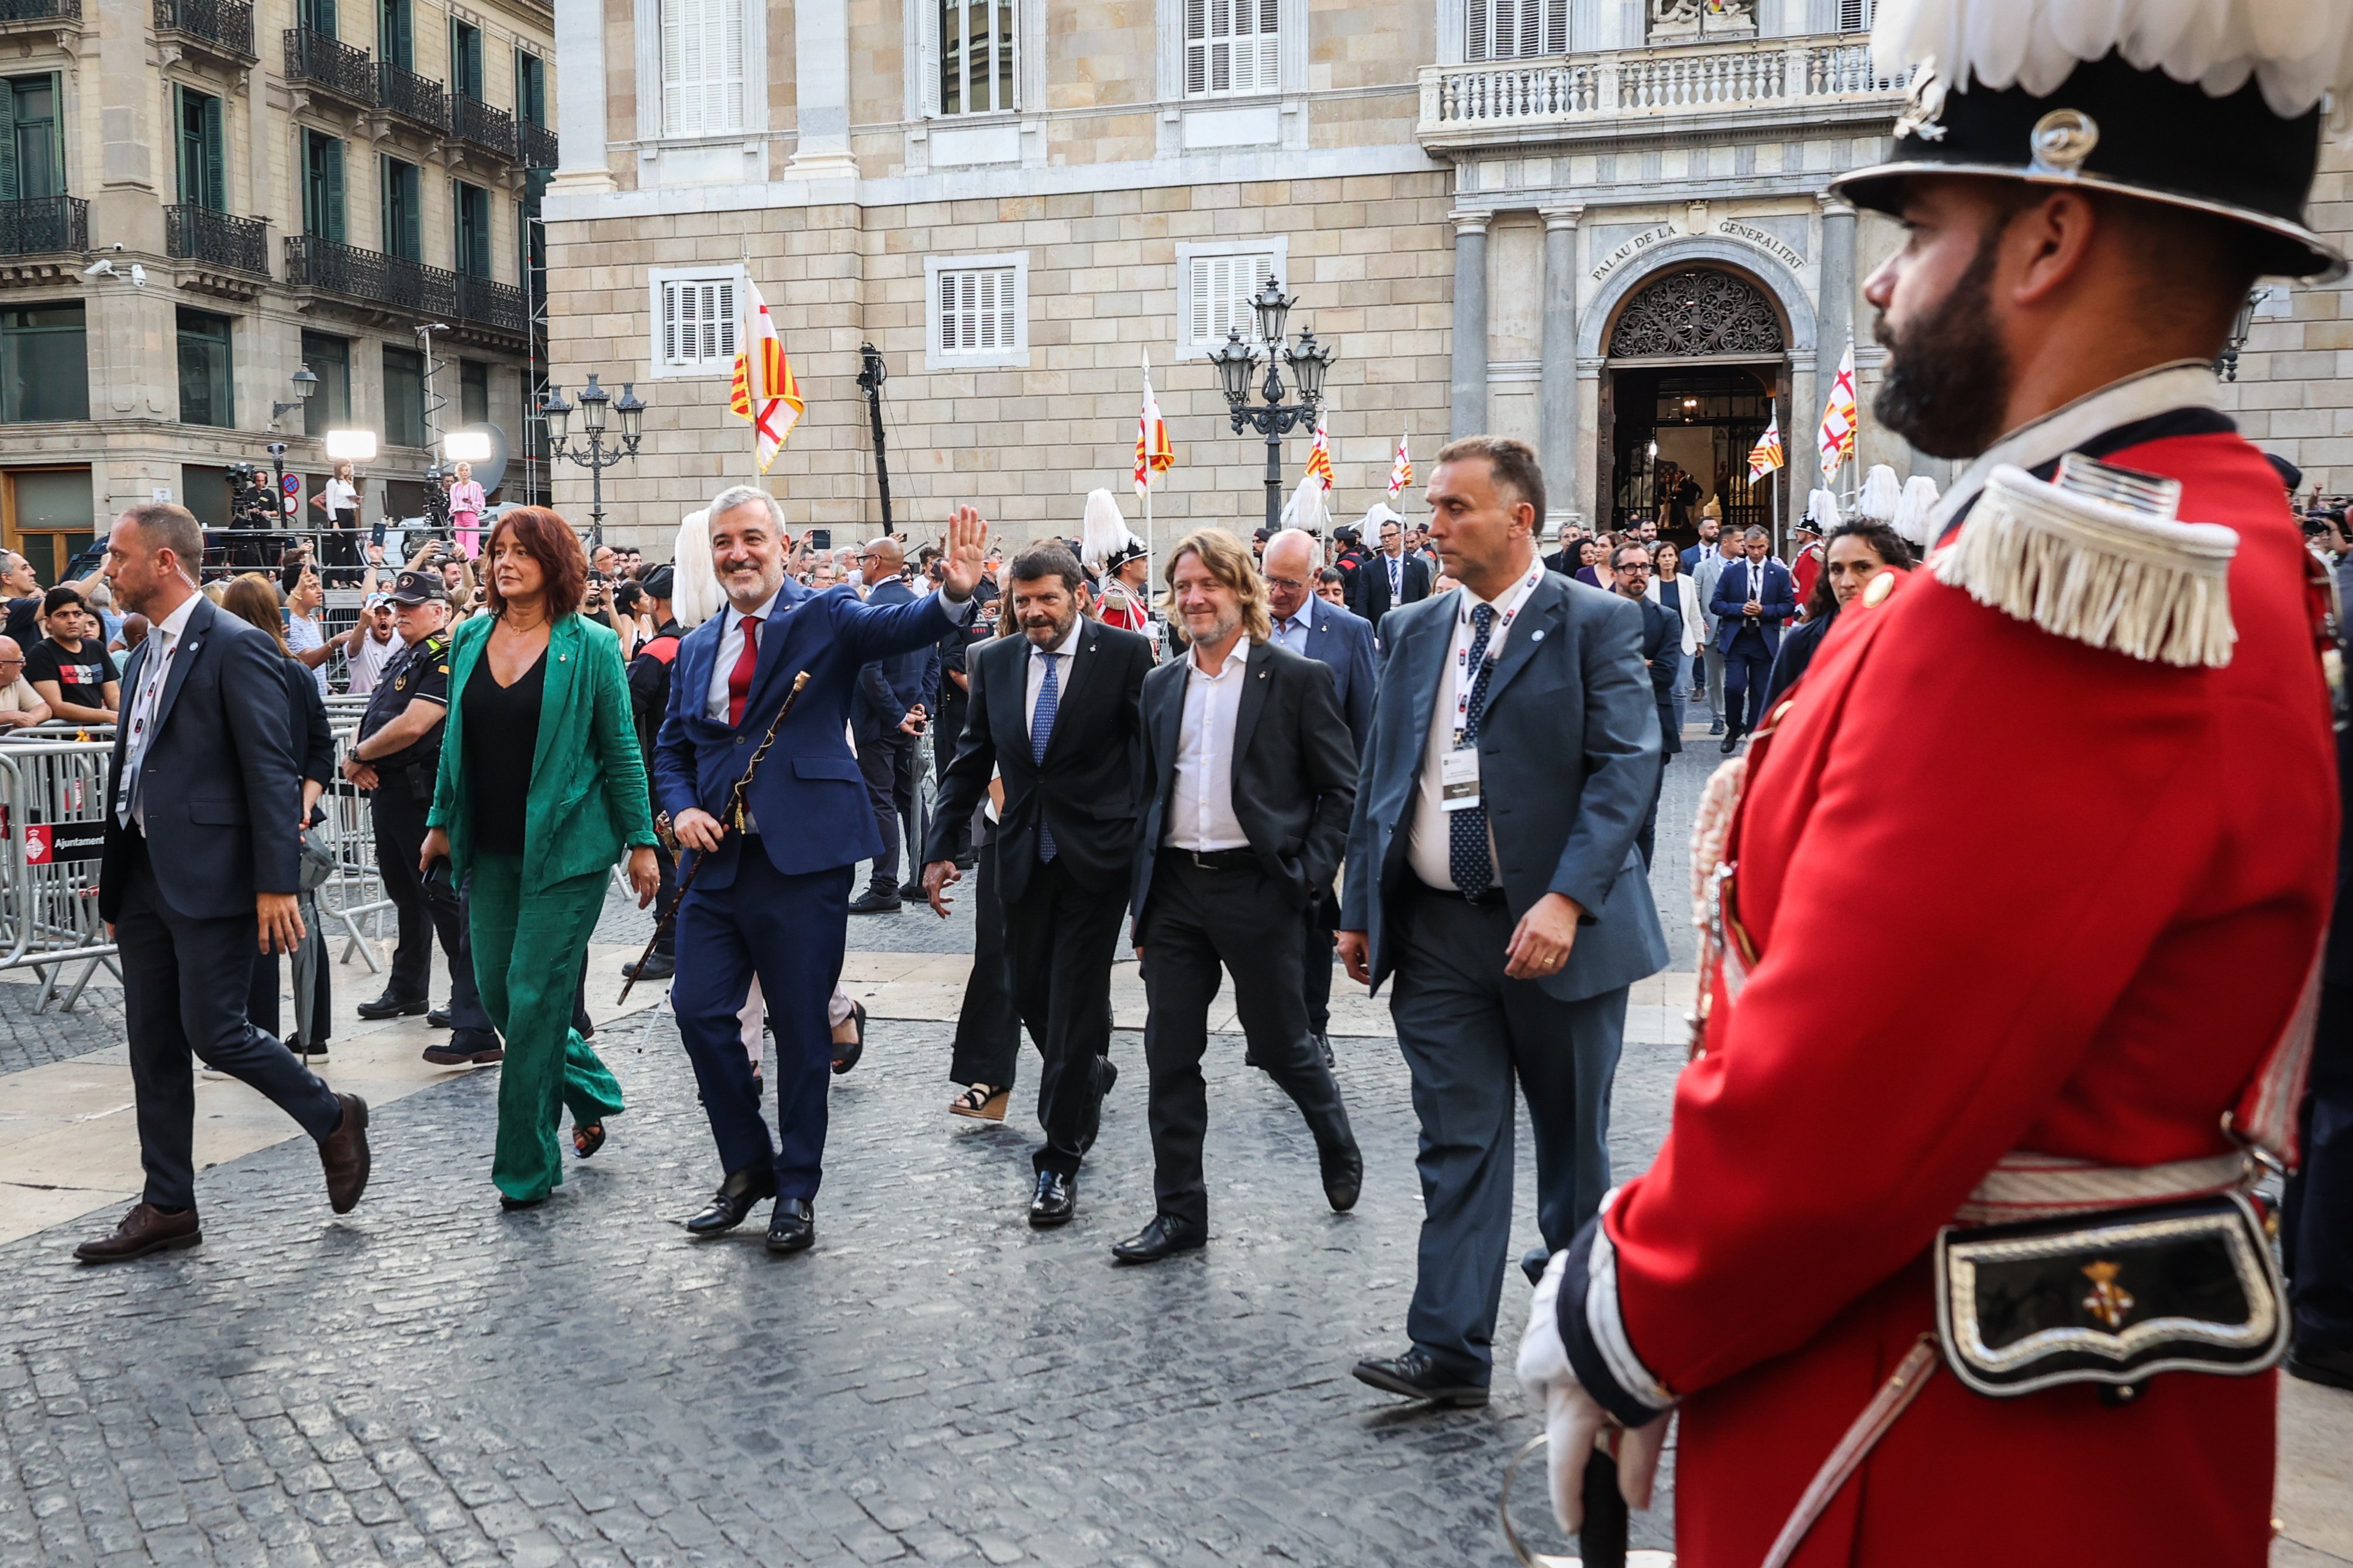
[1563,425,2335,1565]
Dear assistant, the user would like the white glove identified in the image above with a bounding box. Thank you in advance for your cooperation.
[1515,1248,1670,1535]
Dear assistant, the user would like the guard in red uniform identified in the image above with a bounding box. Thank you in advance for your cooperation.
[1516,5,2345,1563]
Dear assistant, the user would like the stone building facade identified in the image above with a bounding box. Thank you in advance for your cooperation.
[0,0,556,582]
[543,0,2348,559]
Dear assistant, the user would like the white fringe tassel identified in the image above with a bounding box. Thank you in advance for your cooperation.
[1930,465,2241,669]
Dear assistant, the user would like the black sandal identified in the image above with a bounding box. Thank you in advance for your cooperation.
[572,1122,606,1158]
[831,1001,867,1076]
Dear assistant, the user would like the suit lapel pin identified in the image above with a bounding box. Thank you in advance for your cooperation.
[1530,630,1544,641]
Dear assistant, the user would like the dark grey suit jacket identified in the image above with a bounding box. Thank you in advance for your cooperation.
[1130,639,1358,930]
[1339,571,1668,1003]
[98,594,301,923]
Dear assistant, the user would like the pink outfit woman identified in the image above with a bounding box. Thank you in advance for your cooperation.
[449,479,487,558]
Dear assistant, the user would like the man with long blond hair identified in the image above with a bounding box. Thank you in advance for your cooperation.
[1107,527,1362,1263]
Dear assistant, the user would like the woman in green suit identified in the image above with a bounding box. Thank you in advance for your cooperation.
[422,506,661,1208]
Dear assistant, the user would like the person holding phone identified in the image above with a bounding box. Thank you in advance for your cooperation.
[422,508,660,1209]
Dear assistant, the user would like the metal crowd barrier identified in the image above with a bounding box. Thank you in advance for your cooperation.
[0,718,399,1011]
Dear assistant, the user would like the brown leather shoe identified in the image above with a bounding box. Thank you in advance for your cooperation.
[319,1093,371,1214]
[74,1203,201,1263]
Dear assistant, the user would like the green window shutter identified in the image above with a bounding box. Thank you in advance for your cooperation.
[402,165,418,258]
[322,137,344,243]
[0,81,20,205]
[202,94,224,210]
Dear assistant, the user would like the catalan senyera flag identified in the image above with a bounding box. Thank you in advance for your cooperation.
[1747,416,1784,485]
[1388,429,1414,499]
[1134,353,1174,499]
[1817,340,1858,480]
[1305,420,1335,489]
[728,279,803,475]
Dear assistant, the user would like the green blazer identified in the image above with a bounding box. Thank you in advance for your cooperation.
[428,612,657,890]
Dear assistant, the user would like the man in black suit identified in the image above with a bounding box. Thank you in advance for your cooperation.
[1607,543,1684,868]
[1110,530,1363,1263]
[850,537,935,913]
[922,543,1153,1227]
[1709,524,1798,751]
[1355,512,1433,632]
[77,503,371,1263]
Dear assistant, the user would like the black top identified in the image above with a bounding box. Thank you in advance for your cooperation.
[25,637,117,703]
[359,631,450,776]
[461,647,545,857]
[280,658,336,802]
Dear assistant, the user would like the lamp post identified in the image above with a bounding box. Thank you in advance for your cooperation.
[541,372,646,547]
[1207,279,1336,533]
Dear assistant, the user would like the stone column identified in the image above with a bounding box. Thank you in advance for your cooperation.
[786,0,860,179]
[1815,194,1856,391]
[550,0,613,192]
[1538,205,1582,531]
[1450,210,1491,440]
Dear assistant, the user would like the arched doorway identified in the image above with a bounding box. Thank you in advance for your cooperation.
[1597,265,1789,547]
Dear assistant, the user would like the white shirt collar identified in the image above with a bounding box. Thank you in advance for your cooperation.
[1276,598,1315,634]
[732,584,785,627]
[1460,551,1543,619]
[151,589,201,645]
[1186,636,1250,680]
[1034,620,1082,658]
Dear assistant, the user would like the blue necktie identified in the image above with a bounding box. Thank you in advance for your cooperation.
[1448,603,1497,896]
[1031,648,1058,861]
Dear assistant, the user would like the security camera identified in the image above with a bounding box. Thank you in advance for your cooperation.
[128,264,146,288]
[80,258,114,279]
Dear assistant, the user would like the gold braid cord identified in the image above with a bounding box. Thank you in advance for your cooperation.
[1685,754,1748,1061]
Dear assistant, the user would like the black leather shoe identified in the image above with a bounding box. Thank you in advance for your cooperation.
[356,990,429,1020]
[74,1203,201,1263]
[1320,1139,1364,1213]
[1111,1214,1205,1264]
[2288,1342,2353,1392]
[1314,1033,1335,1069]
[422,1032,503,1066]
[425,1007,453,1030]
[766,1199,815,1255]
[847,889,903,915]
[623,953,675,982]
[1719,727,1744,755]
[896,880,925,902]
[685,1168,777,1235]
[1029,1170,1076,1228]
[1351,1348,1489,1407]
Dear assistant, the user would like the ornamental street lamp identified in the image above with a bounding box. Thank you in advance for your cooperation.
[541,371,646,546]
[1209,281,1337,533]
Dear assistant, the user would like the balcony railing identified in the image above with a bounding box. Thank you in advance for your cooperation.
[377,60,448,132]
[455,274,526,333]
[517,118,558,170]
[0,195,87,257]
[0,0,80,23]
[1418,34,1906,146]
[153,0,253,59]
[166,205,269,277]
[284,27,374,106]
[451,92,516,160]
[287,236,523,335]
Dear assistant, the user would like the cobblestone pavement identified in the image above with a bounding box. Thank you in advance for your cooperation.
[0,972,125,1076]
[0,743,1720,1567]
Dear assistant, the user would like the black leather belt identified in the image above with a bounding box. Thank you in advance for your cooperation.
[1417,876,1506,909]
[1162,846,1256,872]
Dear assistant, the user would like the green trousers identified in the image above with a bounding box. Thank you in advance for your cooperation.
[467,853,625,1202]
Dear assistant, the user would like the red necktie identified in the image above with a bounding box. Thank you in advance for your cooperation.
[726,613,762,727]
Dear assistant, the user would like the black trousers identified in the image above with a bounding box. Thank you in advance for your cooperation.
[373,783,473,1010]
[934,693,967,782]
[2289,980,2353,1352]
[1140,853,1354,1231]
[1302,884,1340,1038]
[247,893,330,1046]
[857,731,919,891]
[950,835,1025,1087]
[1006,854,1124,1177]
[116,833,344,1212]
[651,841,678,959]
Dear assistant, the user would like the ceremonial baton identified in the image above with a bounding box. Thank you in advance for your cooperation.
[617,669,812,1007]
[1499,1432,1636,1568]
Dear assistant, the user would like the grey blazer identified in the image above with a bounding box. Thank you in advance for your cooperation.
[1339,570,1669,1003]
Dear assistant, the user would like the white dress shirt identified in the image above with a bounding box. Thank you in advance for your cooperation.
[1406,557,1544,892]
[1162,638,1250,852]
[1023,619,1083,736]
[118,590,202,829]
[1383,548,1406,598]
[703,585,786,722]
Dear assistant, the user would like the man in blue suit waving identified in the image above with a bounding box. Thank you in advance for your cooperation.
[654,486,987,1254]
[1707,523,1796,750]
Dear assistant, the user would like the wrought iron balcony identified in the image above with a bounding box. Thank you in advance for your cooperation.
[377,60,447,132]
[455,274,526,334]
[517,118,558,170]
[284,26,374,108]
[153,0,253,61]
[0,195,87,257]
[1416,33,1907,151]
[166,205,269,277]
[0,0,80,24]
[451,93,516,161]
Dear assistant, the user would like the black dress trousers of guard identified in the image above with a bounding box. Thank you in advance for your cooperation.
[116,833,344,1212]
[372,781,469,1007]
[1138,852,1355,1232]
[858,729,920,893]
[1008,853,1125,1177]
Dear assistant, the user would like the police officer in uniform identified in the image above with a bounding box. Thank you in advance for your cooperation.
[341,569,503,1065]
